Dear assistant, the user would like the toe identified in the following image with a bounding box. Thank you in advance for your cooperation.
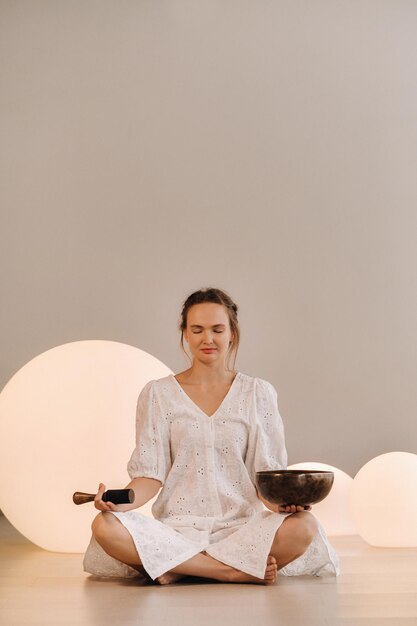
[265,561,277,581]
[265,568,277,581]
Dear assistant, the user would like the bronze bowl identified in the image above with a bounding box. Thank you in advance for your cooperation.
[255,470,334,507]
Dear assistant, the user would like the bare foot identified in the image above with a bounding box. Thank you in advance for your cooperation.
[227,555,278,585]
[264,555,278,584]
[156,572,186,585]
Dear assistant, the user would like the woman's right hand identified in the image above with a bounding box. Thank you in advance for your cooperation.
[278,504,312,513]
[94,483,119,512]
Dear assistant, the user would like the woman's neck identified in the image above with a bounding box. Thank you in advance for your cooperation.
[177,363,236,386]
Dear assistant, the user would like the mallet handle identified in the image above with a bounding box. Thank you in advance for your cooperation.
[72,489,135,505]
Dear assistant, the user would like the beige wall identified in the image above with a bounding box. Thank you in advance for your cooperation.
[1,1,416,477]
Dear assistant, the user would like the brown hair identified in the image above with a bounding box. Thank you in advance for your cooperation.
[179,287,240,370]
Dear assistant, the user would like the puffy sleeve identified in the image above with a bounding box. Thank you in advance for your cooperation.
[244,378,288,485]
[127,380,171,484]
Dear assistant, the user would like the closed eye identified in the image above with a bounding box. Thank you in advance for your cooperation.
[191,328,225,334]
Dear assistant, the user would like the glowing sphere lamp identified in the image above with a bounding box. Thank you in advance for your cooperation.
[0,340,172,552]
[288,462,357,536]
[350,451,417,547]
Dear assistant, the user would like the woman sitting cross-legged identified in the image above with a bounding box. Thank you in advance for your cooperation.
[84,287,339,584]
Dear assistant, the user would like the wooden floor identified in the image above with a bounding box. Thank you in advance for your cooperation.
[1,513,417,626]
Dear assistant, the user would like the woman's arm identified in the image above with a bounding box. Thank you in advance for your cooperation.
[94,477,162,513]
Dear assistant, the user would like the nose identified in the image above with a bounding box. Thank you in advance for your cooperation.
[202,330,214,344]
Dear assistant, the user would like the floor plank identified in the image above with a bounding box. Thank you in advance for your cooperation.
[1,514,417,625]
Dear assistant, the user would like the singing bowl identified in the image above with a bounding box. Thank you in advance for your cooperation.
[255,470,334,506]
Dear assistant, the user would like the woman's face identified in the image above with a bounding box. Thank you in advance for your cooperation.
[183,302,234,366]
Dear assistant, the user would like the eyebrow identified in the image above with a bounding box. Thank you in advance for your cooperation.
[190,324,226,329]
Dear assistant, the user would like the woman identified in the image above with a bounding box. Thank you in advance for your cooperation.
[84,287,339,584]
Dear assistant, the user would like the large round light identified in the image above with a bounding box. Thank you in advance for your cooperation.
[0,341,172,553]
[350,451,417,547]
[288,462,357,536]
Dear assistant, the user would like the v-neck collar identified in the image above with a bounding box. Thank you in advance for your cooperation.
[170,372,241,418]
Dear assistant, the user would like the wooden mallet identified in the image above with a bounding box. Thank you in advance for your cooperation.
[73,489,135,505]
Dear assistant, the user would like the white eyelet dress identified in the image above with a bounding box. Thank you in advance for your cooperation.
[83,373,340,580]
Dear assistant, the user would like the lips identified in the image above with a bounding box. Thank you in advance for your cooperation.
[201,348,216,352]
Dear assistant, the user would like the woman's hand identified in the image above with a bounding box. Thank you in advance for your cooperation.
[94,483,120,512]
[93,477,161,513]
[256,488,312,514]
[278,504,312,514]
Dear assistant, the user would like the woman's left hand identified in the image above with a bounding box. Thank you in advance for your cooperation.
[279,504,312,513]
[256,489,312,514]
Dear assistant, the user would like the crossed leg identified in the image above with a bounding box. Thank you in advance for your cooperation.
[158,512,318,585]
[91,510,318,586]
[269,511,319,569]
